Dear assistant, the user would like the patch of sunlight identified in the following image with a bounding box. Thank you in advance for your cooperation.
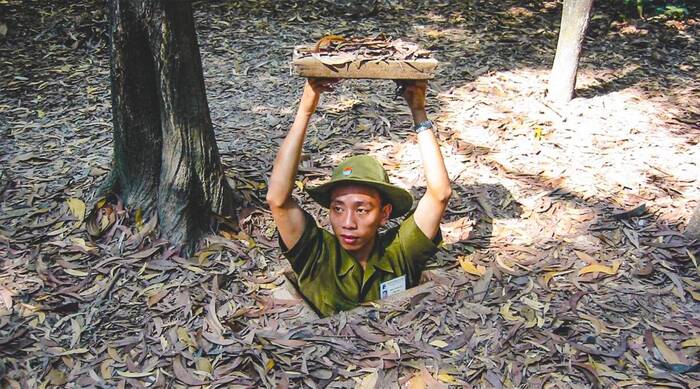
[422,11,447,23]
[321,98,362,114]
[413,25,469,42]
[615,23,650,36]
[490,218,539,247]
[251,104,293,116]
[506,6,535,18]
[355,135,469,194]
[434,66,700,250]
[489,199,606,256]
[438,67,700,212]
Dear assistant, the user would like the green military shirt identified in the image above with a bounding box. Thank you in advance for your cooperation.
[280,210,442,317]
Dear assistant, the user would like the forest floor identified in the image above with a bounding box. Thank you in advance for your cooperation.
[1,0,699,387]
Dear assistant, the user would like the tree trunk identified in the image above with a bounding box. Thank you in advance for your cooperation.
[547,0,594,104]
[106,0,237,250]
[686,203,700,241]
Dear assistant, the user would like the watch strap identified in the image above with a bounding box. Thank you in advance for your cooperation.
[413,120,433,133]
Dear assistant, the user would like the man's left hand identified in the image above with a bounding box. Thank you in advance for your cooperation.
[396,80,428,123]
[397,80,427,114]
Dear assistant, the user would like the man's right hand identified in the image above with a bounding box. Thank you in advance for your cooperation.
[300,78,341,115]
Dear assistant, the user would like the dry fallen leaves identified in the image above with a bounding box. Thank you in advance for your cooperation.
[0,0,698,387]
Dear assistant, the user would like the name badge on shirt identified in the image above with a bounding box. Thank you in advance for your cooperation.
[380,275,406,299]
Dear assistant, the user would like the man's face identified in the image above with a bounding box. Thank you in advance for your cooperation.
[329,184,392,255]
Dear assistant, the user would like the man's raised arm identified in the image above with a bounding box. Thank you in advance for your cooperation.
[266,79,335,249]
[401,80,452,240]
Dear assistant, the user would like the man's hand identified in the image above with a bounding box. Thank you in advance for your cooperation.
[396,80,428,124]
[300,78,341,115]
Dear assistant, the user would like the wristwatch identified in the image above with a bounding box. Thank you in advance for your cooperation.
[413,120,433,133]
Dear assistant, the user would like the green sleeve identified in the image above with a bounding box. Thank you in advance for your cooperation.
[397,214,442,284]
[278,210,326,277]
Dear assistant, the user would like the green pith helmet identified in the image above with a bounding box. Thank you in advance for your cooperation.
[306,155,414,218]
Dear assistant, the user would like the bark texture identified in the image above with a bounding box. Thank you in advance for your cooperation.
[107,0,236,249]
[548,0,594,104]
[686,203,700,241]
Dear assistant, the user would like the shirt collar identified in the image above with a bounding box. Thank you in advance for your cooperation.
[336,233,397,277]
[338,256,355,276]
[371,255,394,274]
[366,240,395,275]
[336,239,395,277]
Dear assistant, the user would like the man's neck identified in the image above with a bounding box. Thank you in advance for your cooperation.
[351,237,377,270]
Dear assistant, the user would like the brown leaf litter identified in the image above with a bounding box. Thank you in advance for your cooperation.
[1,0,699,387]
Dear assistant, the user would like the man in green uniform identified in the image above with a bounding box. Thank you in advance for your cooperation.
[266,78,452,317]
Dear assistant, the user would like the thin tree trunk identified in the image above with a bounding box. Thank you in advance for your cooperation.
[105,0,237,250]
[548,0,594,104]
[686,203,700,241]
